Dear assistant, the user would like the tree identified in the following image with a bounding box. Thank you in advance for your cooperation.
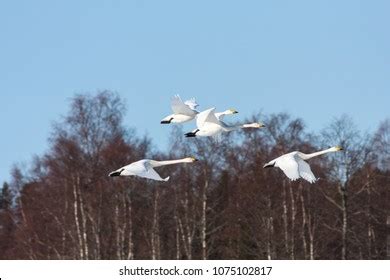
[0,182,12,210]
[3,94,389,260]
[0,182,15,259]
[8,91,154,259]
[373,119,390,170]
[321,115,371,259]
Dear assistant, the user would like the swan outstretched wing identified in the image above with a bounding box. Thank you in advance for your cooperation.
[295,156,317,183]
[184,97,199,110]
[136,161,169,181]
[215,112,226,120]
[277,155,300,181]
[196,108,220,128]
[171,95,195,115]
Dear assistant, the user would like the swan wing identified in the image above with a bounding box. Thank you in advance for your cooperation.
[196,108,220,128]
[215,112,225,120]
[277,155,300,182]
[184,97,199,110]
[136,161,169,181]
[171,95,195,115]
[295,156,317,183]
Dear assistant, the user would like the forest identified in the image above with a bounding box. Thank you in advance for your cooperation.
[0,91,389,260]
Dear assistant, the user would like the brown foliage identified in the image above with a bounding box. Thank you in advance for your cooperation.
[0,92,389,260]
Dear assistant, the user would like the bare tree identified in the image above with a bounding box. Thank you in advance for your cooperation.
[3,96,389,260]
[321,115,371,259]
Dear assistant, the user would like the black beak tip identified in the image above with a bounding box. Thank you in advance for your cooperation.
[161,120,170,124]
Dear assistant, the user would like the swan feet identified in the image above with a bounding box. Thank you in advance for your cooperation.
[185,129,200,137]
[161,118,173,124]
[109,169,124,177]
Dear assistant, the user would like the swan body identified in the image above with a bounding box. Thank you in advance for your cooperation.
[184,107,264,137]
[161,95,239,124]
[263,146,343,183]
[109,157,197,181]
[161,113,195,124]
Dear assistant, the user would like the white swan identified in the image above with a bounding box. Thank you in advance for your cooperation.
[184,107,264,137]
[160,95,239,124]
[161,95,199,124]
[109,157,198,181]
[263,146,343,183]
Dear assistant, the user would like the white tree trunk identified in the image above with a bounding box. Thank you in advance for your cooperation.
[72,178,83,260]
[282,180,289,257]
[201,179,208,260]
[289,184,296,260]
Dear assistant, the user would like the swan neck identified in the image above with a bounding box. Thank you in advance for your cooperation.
[224,123,253,131]
[152,159,187,167]
[223,124,241,131]
[301,148,335,160]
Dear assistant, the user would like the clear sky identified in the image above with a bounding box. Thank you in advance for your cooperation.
[1,0,389,184]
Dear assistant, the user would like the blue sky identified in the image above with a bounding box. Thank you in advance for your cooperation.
[0,0,389,184]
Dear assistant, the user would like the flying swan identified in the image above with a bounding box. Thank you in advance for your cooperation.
[263,146,343,183]
[109,157,198,181]
[184,107,265,137]
[160,95,238,124]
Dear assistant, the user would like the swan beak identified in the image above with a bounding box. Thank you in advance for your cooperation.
[263,163,274,168]
[335,146,343,151]
[189,156,198,162]
[258,122,266,128]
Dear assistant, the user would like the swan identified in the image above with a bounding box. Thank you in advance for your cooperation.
[109,157,198,181]
[161,95,199,124]
[160,95,239,124]
[184,107,265,137]
[263,146,343,183]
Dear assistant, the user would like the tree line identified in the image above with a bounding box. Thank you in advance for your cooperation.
[0,91,389,260]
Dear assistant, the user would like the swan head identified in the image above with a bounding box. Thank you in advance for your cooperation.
[253,122,266,128]
[228,108,239,114]
[184,156,198,163]
[329,146,343,152]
